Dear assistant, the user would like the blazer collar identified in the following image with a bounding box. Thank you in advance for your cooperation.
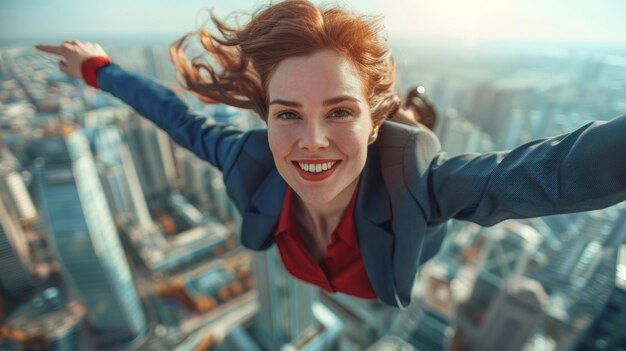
[354,144,397,306]
[251,168,288,217]
[357,144,392,224]
[241,168,287,250]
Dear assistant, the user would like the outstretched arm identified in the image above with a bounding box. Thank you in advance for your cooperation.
[35,41,245,172]
[422,114,626,226]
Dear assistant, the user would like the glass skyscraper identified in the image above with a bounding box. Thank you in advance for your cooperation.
[34,125,147,345]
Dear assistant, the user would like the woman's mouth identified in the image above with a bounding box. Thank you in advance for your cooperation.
[292,160,341,181]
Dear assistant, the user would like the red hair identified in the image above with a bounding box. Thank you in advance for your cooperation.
[170,0,399,123]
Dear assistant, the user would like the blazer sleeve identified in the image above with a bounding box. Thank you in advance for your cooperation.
[96,63,246,173]
[424,114,626,226]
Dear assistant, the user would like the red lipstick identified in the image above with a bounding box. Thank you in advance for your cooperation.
[292,160,341,182]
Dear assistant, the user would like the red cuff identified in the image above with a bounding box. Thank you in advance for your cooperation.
[80,56,113,88]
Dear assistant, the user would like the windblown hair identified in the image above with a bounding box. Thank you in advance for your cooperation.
[170,0,399,123]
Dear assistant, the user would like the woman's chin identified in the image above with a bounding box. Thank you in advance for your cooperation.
[292,188,340,207]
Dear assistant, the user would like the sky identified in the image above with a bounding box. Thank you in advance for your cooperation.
[1,0,626,45]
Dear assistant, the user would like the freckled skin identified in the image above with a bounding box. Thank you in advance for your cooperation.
[267,50,376,215]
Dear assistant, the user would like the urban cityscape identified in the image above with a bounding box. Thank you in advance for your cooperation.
[1,20,626,351]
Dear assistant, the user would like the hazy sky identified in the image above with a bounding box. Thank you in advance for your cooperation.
[2,0,626,44]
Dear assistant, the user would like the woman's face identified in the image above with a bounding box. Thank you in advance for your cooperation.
[267,50,376,208]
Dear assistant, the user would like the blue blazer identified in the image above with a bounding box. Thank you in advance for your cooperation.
[98,63,626,308]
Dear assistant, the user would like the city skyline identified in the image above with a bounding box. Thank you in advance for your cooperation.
[2,9,626,348]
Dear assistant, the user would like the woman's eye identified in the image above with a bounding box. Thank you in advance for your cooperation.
[276,111,299,120]
[329,108,352,118]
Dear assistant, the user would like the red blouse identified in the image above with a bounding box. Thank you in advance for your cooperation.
[274,183,378,299]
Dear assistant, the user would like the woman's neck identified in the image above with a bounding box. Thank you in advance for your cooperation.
[292,178,359,258]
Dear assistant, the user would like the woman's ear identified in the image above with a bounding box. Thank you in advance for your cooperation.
[368,123,380,144]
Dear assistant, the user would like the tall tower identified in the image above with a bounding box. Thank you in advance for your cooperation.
[0,154,36,300]
[33,124,147,345]
[465,278,547,351]
[89,124,154,230]
[390,263,454,351]
[573,245,626,350]
[0,196,34,300]
[251,246,319,350]
[122,118,176,197]
[0,154,38,226]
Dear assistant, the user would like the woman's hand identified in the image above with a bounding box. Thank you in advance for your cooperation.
[35,40,109,79]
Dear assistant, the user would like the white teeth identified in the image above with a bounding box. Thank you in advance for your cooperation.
[297,161,337,173]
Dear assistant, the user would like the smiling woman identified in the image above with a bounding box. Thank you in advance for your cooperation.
[35,0,626,309]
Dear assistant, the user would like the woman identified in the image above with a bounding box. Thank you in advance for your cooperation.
[36,0,626,309]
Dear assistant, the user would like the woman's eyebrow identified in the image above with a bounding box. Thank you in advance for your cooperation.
[269,95,360,108]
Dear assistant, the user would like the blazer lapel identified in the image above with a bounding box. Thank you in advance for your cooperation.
[355,145,397,305]
[240,169,287,250]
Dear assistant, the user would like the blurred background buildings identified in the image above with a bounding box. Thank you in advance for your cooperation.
[1,1,626,350]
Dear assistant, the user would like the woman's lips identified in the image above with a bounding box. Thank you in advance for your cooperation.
[292,160,341,182]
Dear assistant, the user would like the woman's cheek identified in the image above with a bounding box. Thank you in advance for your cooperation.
[267,126,285,156]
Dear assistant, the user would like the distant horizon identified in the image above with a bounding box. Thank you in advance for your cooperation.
[3,33,626,59]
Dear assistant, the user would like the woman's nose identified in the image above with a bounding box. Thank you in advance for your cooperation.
[298,121,330,151]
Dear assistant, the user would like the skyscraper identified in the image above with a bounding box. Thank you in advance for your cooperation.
[390,263,454,351]
[465,278,547,351]
[34,124,147,345]
[0,157,38,226]
[0,196,34,300]
[122,118,177,197]
[251,246,319,350]
[573,245,626,351]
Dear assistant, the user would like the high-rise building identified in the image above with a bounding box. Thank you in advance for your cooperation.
[143,44,176,83]
[573,245,626,351]
[465,278,547,351]
[33,124,147,345]
[479,221,542,285]
[251,246,319,350]
[543,246,618,350]
[534,209,618,292]
[391,304,452,351]
[451,221,544,351]
[167,193,204,228]
[437,110,493,157]
[143,120,177,195]
[390,263,454,351]
[606,209,626,247]
[575,209,619,244]
[0,158,38,226]
[122,118,177,196]
[321,292,395,349]
[99,164,134,222]
[0,197,34,300]
[118,144,154,230]
[281,302,344,351]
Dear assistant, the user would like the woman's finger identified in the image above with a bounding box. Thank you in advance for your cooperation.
[35,44,65,56]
